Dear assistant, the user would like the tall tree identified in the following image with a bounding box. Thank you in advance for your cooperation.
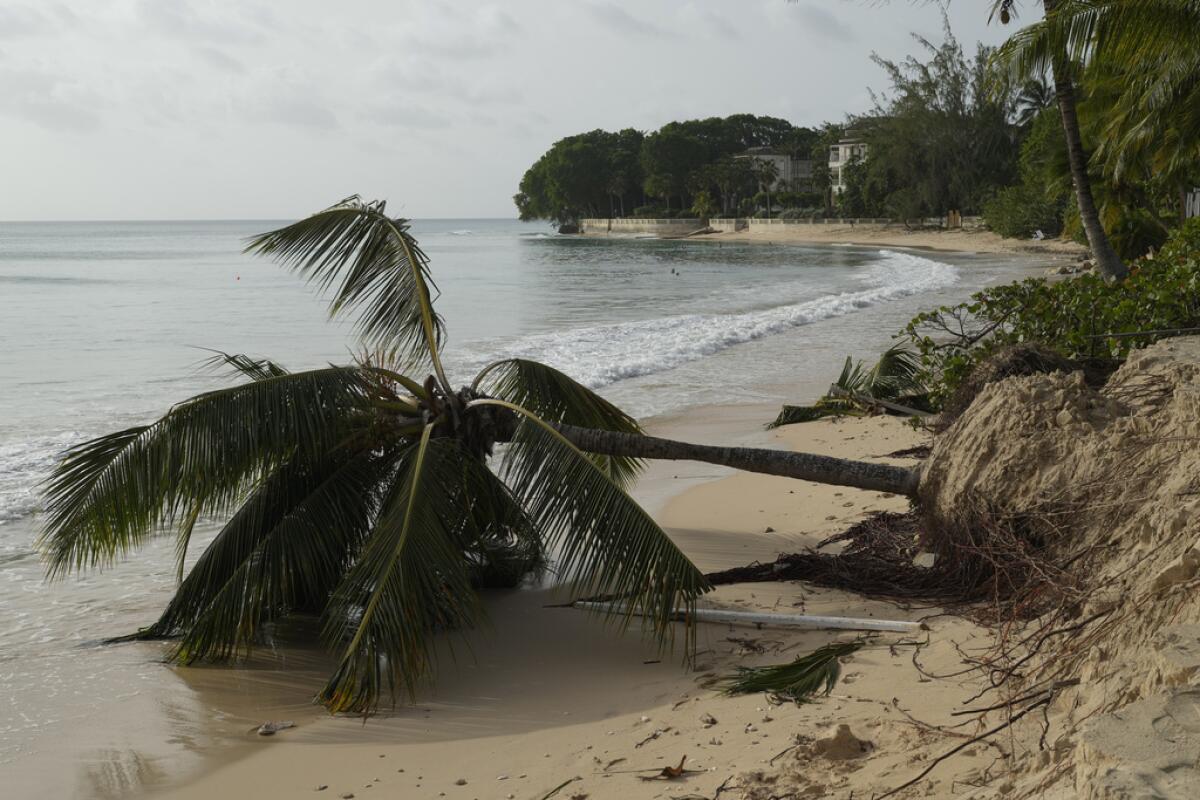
[994,0,1200,223]
[990,0,1129,280]
[860,19,1021,219]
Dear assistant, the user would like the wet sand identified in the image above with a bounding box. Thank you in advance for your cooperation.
[135,410,995,800]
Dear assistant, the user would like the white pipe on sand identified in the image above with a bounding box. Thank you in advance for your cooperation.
[573,602,920,633]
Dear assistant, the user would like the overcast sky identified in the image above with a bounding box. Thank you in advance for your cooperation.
[1,1,1017,220]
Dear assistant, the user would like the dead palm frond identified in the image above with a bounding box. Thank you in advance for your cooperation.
[719,641,862,704]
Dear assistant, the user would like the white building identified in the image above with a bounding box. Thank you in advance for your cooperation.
[828,134,868,196]
[736,147,815,192]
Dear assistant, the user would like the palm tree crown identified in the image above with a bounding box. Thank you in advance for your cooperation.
[40,197,709,714]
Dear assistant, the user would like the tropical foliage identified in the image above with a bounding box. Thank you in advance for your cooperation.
[767,345,926,428]
[40,197,709,713]
[842,21,1023,219]
[983,0,1200,266]
[515,114,818,224]
[901,219,1200,408]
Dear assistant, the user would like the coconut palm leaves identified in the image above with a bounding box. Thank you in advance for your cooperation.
[244,196,447,379]
[473,358,644,487]
[992,1,1200,199]
[41,366,370,575]
[41,198,709,714]
[767,345,926,428]
[720,641,862,704]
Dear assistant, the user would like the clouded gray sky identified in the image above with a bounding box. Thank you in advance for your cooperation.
[1,1,1014,220]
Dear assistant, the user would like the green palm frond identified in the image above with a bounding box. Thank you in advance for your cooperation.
[318,429,485,713]
[472,358,644,488]
[141,449,387,663]
[720,641,862,704]
[864,344,924,399]
[200,349,290,381]
[40,367,369,576]
[457,459,546,588]
[992,1,1200,84]
[479,400,709,647]
[245,196,447,381]
[766,345,924,429]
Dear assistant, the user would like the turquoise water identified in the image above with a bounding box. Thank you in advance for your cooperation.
[0,218,1036,797]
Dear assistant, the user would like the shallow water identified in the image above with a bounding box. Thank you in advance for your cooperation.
[0,219,1039,797]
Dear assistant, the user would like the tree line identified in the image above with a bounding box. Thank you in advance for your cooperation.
[513,115,822,226]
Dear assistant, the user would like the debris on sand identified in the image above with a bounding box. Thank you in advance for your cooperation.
[811,724,872,761]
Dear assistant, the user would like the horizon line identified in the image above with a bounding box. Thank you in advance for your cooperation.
[0,215,530,224]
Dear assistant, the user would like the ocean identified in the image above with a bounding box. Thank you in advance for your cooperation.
[0,218,1036,797]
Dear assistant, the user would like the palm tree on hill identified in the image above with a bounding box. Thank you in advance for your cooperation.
[41,196,917,713]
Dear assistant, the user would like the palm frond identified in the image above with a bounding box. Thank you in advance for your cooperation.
[458,458,546,588]
[719,641,862,704]
[864,344,924,399]
[200,349,290,381]
[39,367,369,576]
[138,448,386,663]
[473,358,644,487]
[766,346,925,429]
[245,196,446,380]
[478,400,709,648]
[765,405,831,429]
[318,430,484,713]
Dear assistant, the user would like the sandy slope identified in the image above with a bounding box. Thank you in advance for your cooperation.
[146,416,997,800]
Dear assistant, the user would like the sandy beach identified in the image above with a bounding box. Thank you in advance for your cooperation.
[141,409,993,800]
[671,225,1086,260]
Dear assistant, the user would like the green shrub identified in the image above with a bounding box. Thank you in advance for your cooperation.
[983,183,1064,239]
[902,222,1200,408]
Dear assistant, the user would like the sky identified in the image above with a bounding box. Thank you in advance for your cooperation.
[0,1,1019,220]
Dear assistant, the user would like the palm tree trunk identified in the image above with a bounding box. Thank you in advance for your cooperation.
[553,423,920,497]
[1044,0,1127,282]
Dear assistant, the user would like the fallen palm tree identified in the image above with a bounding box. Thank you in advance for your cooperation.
[38,197,920,713]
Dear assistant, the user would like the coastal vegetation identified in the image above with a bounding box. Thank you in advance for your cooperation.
[902,218,1200,408]
[513,115,817,226]
[519,3,1199,272]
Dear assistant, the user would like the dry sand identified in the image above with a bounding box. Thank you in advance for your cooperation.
[145,413,997,800]
[685,225,1087,260]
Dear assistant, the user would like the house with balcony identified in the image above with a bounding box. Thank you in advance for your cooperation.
[828,132,868,196]
[735,147,815,192]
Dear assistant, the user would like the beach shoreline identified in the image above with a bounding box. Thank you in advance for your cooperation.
[1,233,1052,800]
[582,223,1088,261]
[121,235,1054,800]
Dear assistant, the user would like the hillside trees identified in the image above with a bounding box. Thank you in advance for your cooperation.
[516,115,816,224]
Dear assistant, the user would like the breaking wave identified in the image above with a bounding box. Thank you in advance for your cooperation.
[472,250,958,389]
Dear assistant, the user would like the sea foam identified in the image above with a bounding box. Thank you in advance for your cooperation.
[469,250,958,389]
